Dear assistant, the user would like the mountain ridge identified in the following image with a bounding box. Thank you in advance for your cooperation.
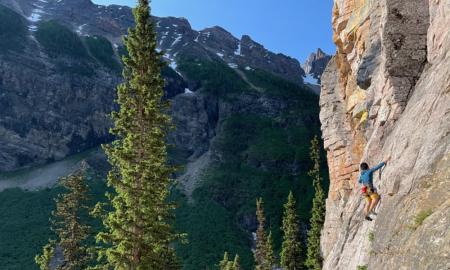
[0,0,316,172]
[1,0,305,85]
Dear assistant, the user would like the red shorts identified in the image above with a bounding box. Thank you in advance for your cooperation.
[361,186,367,194]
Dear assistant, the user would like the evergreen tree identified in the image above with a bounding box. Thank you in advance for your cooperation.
[280,191,303,270]
[265,231,276,269]
[232,254,241,270]
[35,168,91,270]
[305,136,326,270]
[255,197,267,269]
[35,241,55,270]
[219,252,231,270]
[255,198,276,270]
[219,252,241,270]
[219,251,230,270]
[94,0,178,269]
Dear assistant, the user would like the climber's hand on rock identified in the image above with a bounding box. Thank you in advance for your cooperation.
[384,156,391,163]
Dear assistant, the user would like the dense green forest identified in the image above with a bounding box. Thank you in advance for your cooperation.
[0,4,328,269]
[0,63,328,269]
[0,177,107,269]
[0,64,327,269]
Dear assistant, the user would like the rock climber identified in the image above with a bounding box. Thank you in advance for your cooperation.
[359,156,391,221]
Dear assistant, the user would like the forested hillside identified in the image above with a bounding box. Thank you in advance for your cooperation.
[0,1,329,269]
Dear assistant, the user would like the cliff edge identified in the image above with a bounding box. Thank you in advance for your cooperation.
[319,0,450,269]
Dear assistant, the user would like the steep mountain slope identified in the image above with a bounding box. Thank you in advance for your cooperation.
[0,0,306,172]
[0,1,324,269]
[320,0,450,269]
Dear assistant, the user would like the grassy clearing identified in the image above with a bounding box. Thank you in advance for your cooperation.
[85,35,121,72]
[243,68,316,101]
[36,20,89,58]
[178,58,252,97]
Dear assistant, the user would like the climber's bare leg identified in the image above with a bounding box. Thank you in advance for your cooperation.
[364,199,371,217]
[369,196,380,214]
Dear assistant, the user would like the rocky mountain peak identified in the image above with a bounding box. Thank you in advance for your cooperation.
[196,26,239,55]
[0,0,312,171]
[203,25,234,37]
[161,16,192,29]
[1,0,306,83]
[302,47,331,78]
[315,48,326,58]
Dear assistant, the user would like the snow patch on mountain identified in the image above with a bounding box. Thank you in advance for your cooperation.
[171,34,182,47]
[303,74,319,85]
[76,24,87,35]
[234,42,241,56]
[27,0,48,31]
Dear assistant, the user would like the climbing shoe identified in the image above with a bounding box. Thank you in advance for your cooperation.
[365,216,373,221]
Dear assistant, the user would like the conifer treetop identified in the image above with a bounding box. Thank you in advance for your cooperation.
[280,191,304,270]
[95,0,179,268]
[305,136,326,270]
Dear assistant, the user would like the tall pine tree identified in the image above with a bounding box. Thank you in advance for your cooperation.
[219,252,241,270]
[255,197,267,269]
[219,252,231,270]
[232,254,241,270]
[265,231,276,269]
[305,136,326,270]
[35,241,55,270]
[280,191,303,270]
[255,198,275,270]
[35,167,91,270]
[95,0,178,269]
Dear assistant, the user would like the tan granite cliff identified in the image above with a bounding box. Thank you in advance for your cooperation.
[319,0,450,269]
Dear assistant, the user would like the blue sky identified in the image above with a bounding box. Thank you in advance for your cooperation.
[93,0,335,62]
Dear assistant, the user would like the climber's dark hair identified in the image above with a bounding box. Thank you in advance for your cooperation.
[360,162,369,170]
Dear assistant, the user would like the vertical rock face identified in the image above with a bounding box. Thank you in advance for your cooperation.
[320,0,450,269]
